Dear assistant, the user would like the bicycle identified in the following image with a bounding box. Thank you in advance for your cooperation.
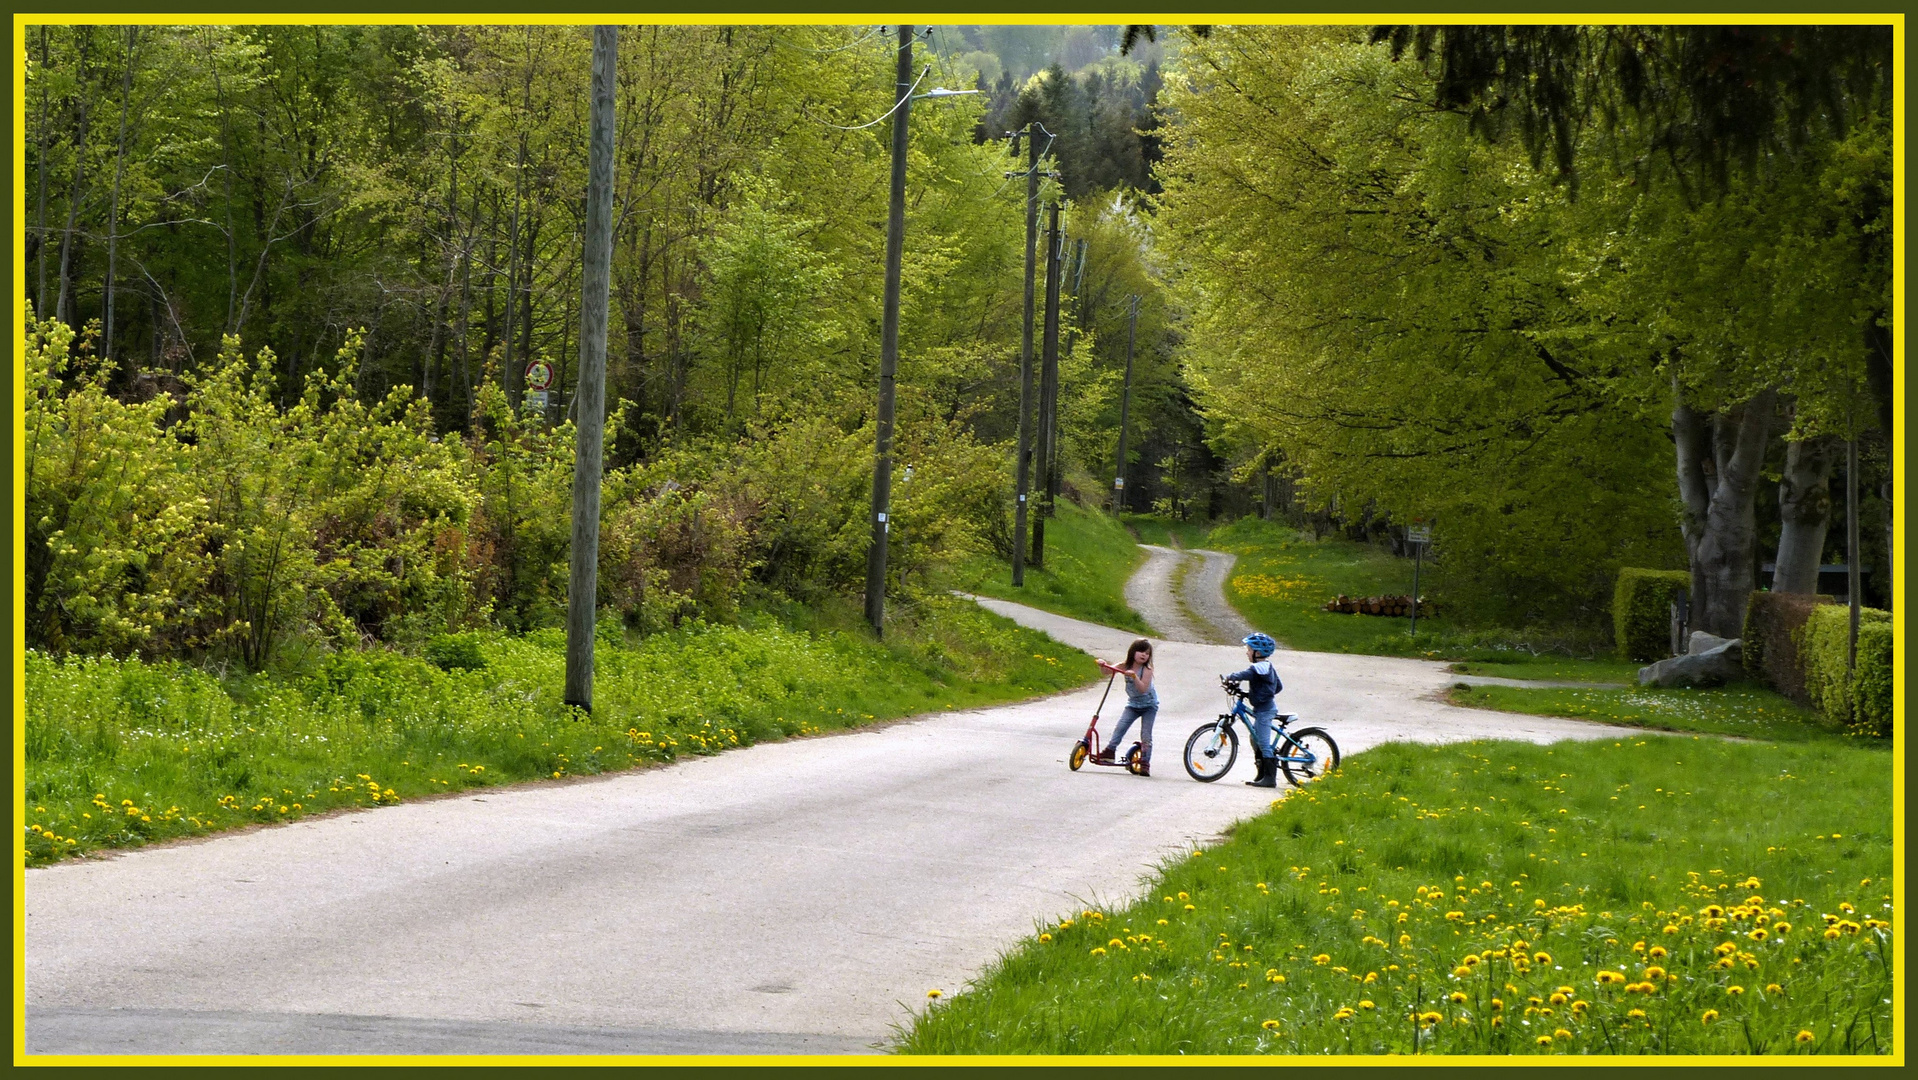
[1182,677,1340,785]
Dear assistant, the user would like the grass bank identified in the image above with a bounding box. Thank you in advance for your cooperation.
[954,500,1147,631]
[23,594,1093,865]
[1447,684,1838,742]
[1121,514,1214,550]
[1210,519,1620,682]
[900,737,1894,1055]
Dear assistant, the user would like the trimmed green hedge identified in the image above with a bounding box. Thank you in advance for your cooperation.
[1742,591,1835,703]
[1797,604,1894,737]
[1613,568,1691,662]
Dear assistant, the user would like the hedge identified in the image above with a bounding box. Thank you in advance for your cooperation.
[1741,591,1835,704]
[1797,605,1894,737]
[1614,568,1692,662]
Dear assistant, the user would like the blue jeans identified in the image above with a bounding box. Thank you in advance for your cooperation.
[1108,705,1157,760]
[1250,705,1286,758]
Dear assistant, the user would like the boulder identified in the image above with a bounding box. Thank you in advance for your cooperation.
[1687,631,1736,656]
[1637,637,1744,688]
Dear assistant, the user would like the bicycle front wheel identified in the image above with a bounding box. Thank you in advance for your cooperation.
[1183,722,1239,783]
[1279,727,1340,786]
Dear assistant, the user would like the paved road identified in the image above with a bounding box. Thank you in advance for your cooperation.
[26,567,1634,1058]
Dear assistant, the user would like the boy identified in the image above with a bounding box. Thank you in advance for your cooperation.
[1224,632,1284,788]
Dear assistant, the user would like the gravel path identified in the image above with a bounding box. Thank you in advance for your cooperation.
[1181,550,1256,646]
[1123,544,1207,643]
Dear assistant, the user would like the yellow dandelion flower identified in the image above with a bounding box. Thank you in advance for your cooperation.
[1796,1030,1814,1044]
[1534,952,1552,965]
[1725,985,1744,996]
[927,989,942,998]
[1262,1019,1281,1030]
[1536,1035,1553,1046]
[1701,1009,1719,1024]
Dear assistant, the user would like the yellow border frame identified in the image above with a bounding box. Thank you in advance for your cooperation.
[10,11,1905,1068]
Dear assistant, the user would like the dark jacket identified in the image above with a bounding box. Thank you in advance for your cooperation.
[1226,659,1282,709]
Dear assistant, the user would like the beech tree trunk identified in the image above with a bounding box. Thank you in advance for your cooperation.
[1773,435,1833,594]
[1674,388,1775,636]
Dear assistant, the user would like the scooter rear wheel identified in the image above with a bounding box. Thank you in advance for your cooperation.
[1125,743,1145,775]
[1183,721,1238,783]
[1069,740,1089,771]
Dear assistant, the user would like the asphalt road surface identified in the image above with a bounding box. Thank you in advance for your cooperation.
[26,561,1632,1058]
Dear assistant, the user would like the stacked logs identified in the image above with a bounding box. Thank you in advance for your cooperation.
[1321,594,1429,617]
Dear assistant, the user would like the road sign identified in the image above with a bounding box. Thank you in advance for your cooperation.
[524,389,549,415]
[1407,526,1432,544]
[524,360,554,391]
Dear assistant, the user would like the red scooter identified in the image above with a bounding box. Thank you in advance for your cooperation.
[1068,661,1146,776]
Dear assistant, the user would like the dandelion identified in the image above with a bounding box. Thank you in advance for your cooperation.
[1449,992,1468,1004]
[1039,934,1052,944]
[1262,1019,1281,1030]
[1796,1031,1814,1044]
[1536,1035,1553,1047]
[1701,1009,1719,1024]
[1334,1008,1356,1022]
[1359,1000,1375,1010]
[1091,948,1106,957]
[1628,1009,1647,1019]
[1554,1029,1572,1040]
[1725,985,1744,997]
[1534,952,1552,965]
[1765,983,1782,994]
[1648,946,1667,960]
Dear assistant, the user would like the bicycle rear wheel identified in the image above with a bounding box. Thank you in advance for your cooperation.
[1183,721,1238,783]
[1279,727,1340,786]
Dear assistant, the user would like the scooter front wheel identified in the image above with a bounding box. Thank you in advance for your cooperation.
[1183,722,1238,783]
[1069,740,1090,771]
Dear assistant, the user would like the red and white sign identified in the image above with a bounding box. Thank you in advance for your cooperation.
[524,360,554,391]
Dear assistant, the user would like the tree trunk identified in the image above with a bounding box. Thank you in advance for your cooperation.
[1772,435,1833,594]
[1674,388,1775,636]
[105,28,136,364]
[35,27,51,316]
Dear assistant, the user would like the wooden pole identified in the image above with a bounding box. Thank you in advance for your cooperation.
[865,25,913,636]
[1012,124,1039,587]
[564,25,617,712]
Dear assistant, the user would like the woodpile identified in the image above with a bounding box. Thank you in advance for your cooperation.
[1321,594,1428,617]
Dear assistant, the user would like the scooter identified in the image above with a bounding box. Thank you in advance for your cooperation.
[1068,662,1147,776]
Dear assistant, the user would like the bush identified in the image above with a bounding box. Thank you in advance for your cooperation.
[1612,568,1691,661]
[1741,591,1835,703]
[1798,605,1894,737]
[423,633,488,672]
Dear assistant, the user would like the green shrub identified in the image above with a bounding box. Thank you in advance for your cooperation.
[1612,568,1690,661]
[1798,605,1894,737]
[423,633,488,672]
[1741,591,1835,703]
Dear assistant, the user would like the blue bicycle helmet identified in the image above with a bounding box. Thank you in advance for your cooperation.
[1242,632,1276,658]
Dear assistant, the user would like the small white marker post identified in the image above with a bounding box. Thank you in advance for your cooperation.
[1407,523,1431,636]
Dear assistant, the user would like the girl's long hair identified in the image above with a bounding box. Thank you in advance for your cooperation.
[1126,638,1154,669]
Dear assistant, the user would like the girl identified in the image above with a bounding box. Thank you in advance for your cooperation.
[1096,639,1158,776]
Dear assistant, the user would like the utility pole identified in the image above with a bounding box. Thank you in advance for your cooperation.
[1847,432,1861,672]
[1011,123,1042,587]
[865,25,914,637]
[564,25,617,712]
[1112,294,1140,513]
[1033,201,1062,565]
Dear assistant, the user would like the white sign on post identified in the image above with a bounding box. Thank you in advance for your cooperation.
[524,389,549,415]
[1407,525,1432,545]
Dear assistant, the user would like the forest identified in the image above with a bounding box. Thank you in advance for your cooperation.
[21,22,1897,667]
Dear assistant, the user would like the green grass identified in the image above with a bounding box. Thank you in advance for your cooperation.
[1121,514,1215,550]
[1447,684,1841,742]
[1208,517,1454,655]
[955,500,1148,631]
[23,594,1095,865]
[1210,519,1623,666]
[899,737,1895,1055]
[1448,657,1642,684]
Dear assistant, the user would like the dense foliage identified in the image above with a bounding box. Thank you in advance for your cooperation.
[1154,26,1893,627]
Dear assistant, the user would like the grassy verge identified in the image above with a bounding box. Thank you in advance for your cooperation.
[1209,519,1616,679]
[1448,657,1641,684]
[23,594,1094,865]
[1447,684,1839,742]
[1121,514,1215,550]
[900,737,1894,1055]
[954,500,1148,631]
